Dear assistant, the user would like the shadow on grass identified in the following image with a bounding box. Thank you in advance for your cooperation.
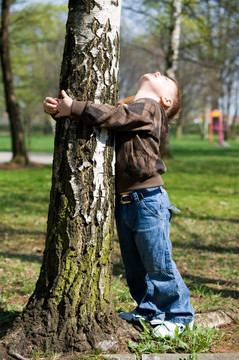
[113,262,125,277]
[113,262,239,300]
[0,306,20,338]
[172,214,239,254]
[173,240,239,254]
[181,212,239,224]
[0,228,45,236]
[0,252,43,264]
[184,273,239,299]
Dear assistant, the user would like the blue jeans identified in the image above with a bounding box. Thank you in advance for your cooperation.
[115,186,194,324]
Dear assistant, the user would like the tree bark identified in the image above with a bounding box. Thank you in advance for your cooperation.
[0,0,28,164]
[163,0,182,155]
[4,0,136,356]
[166,0,182,79]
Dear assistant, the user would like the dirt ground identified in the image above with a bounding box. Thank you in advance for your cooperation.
[0,318,238,360]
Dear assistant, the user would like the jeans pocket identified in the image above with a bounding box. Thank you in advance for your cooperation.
[168,205,180,221]
[141,199,167,219]
[168,205,180,212]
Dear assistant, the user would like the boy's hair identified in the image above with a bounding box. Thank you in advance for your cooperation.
[165,77,181,120]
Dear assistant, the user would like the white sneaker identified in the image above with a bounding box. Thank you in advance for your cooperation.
[150,318,164,326]
[119,310,164,325]
[152,320,194,338]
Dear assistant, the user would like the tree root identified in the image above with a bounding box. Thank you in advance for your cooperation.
[8,351,32,360]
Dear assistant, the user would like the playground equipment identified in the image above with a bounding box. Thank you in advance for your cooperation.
[209,109,224,145]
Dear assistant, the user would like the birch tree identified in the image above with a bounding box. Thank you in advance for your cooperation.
[165,0,182,148]
[166,0,182,78]
[145,0,182,155]
[167,0,184,140]
[4,0,131,357]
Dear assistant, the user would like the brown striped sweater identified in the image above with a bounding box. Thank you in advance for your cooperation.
[71,98,168,194]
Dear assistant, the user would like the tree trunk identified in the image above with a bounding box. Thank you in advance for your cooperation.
[175,121,183,139]
[162,0,182,156]
[166,0,182,79]
[4,0,136,357]
[0,0,28,164]
[228,111,238,140]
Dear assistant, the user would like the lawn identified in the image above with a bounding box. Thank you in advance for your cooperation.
[0,133,54,153]
[164,135,239,312]
[0,133,238,357]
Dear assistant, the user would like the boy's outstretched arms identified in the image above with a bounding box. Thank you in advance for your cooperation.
[55,90,73,118]
[43,90,73,118]
[43,96,59,115]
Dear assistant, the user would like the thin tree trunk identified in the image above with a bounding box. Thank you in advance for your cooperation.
[175,121,183,139]
[166,0,182,78]
[0,0,28,164]
[4,0,137,357]
[163,0,182,155]
[228,109,238,140]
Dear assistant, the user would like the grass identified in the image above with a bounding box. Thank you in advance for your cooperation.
[0,133,54,153]
[0,165,52,333]
[0,133,238,356]
[127,319,224,357]
[165,136,239,313]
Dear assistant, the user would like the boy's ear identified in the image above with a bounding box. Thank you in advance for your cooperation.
[160,96,172,108]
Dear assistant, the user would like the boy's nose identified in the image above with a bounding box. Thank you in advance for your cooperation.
[151,72,161,78]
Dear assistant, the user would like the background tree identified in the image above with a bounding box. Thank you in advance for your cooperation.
[9,3,67,136]
[162,0,182,151]
[0,0,28,164]
[0,3,66,149]
[5,0,135,357]
[119,0,239,140]
[144,0,182,156]
[119,0,183,157]
[179,0,239,139]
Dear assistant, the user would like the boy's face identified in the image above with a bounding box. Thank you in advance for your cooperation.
[138,72,177,100]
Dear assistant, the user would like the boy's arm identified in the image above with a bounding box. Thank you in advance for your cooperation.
[43,97,59,115]
[71,99,156,132]
[53,90,159,132]
[54,90,73,117]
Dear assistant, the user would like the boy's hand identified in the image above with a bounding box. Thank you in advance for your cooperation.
[43,97,59,115]
[55,90,73,118]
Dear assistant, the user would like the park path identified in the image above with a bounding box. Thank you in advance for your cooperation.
[0,151,53,164]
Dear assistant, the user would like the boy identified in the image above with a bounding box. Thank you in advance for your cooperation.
[43,72,194,338]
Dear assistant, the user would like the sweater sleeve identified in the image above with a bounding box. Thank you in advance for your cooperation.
[71,99,158,132]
